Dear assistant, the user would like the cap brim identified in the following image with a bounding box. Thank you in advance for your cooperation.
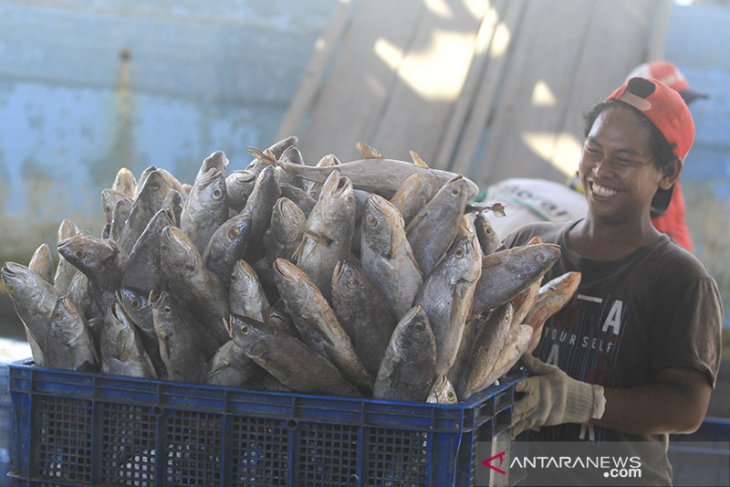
[680,88,709,104]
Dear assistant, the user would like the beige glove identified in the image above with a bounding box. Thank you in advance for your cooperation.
[511,354,606,438]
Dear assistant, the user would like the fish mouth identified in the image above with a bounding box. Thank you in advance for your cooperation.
[147,290,164,308]
[161,226,190,250]
[0,262,21,277]
[333,176,352,197]
[233,170,256,184]
[198,168,223,187]
[271,258,295,278]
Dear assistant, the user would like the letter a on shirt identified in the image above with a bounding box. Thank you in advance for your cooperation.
[601,299,624,335]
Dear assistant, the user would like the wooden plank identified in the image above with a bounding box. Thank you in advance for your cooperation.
[433,0,505,169]
[296,0,425,163]
[448,0,525,177]
[276,0,356,141]
[369,1,489,165]
[551,0,657,182]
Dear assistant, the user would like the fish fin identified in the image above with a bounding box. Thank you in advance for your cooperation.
[465,202,508,217]
[409,150,429,168]
[300,226,334,247]
[355,141,383,159]
[247,147,278,166]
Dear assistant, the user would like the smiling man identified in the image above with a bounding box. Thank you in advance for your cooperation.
[505,77,723,486]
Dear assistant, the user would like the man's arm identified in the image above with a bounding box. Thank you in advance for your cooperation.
[593,367,712,435]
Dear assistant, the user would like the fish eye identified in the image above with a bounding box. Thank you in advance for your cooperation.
[163,305,172,313]
[366,215,377,226]
[451,187,460,196]
[228,227,241,239]
[454,247,464,258]
[212,188,223,200]
[240,324,249,334]
[131,298,141,309]
[75,250,83,259]
[447,391,455,401]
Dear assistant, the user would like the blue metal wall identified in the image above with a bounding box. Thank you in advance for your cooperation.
[665,2,730,326]
[0,0,338,260]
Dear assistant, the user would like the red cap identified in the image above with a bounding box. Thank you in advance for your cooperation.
[626,61,709,104]
[607,77,695,162]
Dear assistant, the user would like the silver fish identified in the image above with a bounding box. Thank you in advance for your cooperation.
[373,306,437,402]
[159,226,230,345]
[272,258,373,392]
[226,169,257,213]
[180,168,229,254]
[427,375,458,404]
[331,260,397,377]
[100,303,157,379]
[389,172,442,225]
[473,212,502,256]
[265,197,306,264]
[294,170,356,299]
[28,243,54,285]
[206,340,260,387]
[229,260,270,323]
[122,208,175,292]
[101,188,131,225]
[406,175,471,277]
[44,296,98,372]
[110,198,133,243]
[472,243,561,316]
[1,262,63,366]
[414,228,482,376]
[111,167,137,198]
[53,219,81,294]
[278,183,316,217]
[229,314,360,397]
[241,165,280,262]
[203,212,252,284]
[469,324,533,398]
[360,194,422,318]
[280,157,479,199]
[194,151,229,185]
[455,303,513,399]
[121,169,176,253]
[57,235,126,315]
[150,292,215,383]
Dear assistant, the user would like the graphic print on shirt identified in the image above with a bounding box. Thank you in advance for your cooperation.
[532,292,628,442]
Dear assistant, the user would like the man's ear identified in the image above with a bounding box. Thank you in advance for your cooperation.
[659,159,682,191]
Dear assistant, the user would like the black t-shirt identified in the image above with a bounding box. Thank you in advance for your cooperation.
[505,220,723,486]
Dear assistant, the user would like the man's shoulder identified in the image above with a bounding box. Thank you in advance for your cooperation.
[503,221,569,247]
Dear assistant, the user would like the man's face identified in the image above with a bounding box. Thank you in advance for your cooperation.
[579,105,668,224]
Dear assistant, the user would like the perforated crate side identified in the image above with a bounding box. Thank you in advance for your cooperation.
[8,361,523,486]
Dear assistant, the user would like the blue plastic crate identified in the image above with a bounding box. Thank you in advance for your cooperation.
[8,360,523,486]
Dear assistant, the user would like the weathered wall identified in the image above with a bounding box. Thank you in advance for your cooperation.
[0,0,338,264]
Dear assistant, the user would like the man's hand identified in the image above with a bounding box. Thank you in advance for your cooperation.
[511,355,605,437]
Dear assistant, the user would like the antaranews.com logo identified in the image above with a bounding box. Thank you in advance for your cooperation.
[476,440,730,486]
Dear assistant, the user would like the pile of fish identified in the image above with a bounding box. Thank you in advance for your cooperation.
[0,137,581,403]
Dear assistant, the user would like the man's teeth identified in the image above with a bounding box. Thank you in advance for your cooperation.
[592,183,617,197]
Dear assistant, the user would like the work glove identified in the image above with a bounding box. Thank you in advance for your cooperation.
[511,354,606,438]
